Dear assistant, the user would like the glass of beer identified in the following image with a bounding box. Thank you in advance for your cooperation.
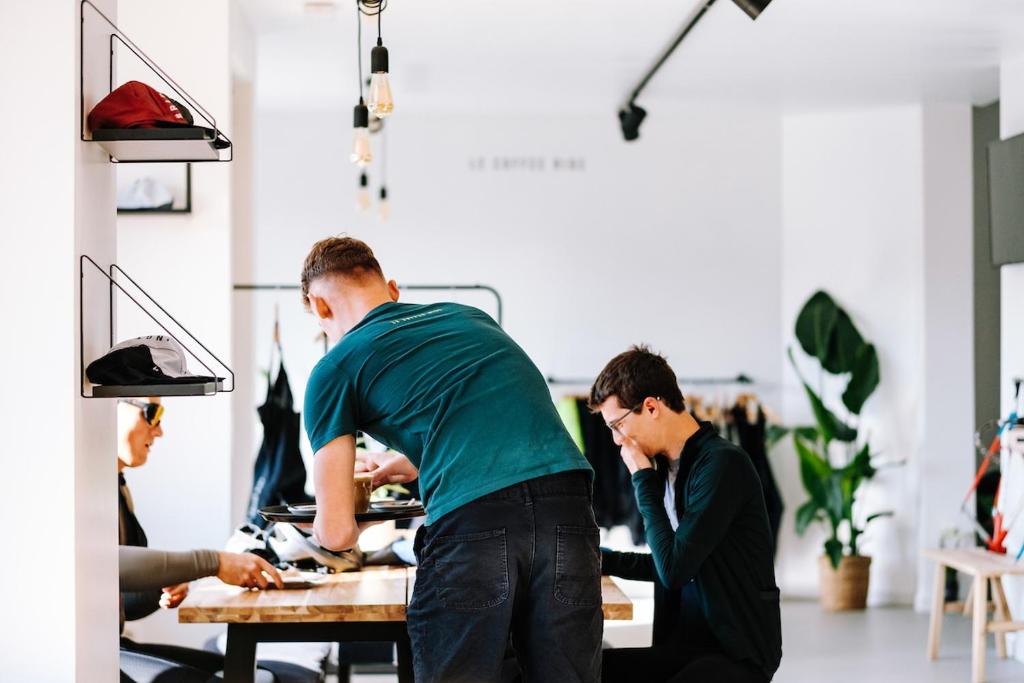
[354,472,374,513]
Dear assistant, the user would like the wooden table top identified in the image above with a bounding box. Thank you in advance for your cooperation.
[922,548,1024,577]
[179,566,410,624]
[180,567,633,624]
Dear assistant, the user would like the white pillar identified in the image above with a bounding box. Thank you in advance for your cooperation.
[0,1,119,680]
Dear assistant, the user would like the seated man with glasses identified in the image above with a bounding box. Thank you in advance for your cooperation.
[590,347,781,683]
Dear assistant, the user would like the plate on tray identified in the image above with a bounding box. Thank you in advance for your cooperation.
[259,504,425,524]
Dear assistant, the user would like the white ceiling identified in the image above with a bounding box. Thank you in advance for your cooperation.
[239,0,1024,113]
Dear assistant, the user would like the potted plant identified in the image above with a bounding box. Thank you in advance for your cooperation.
[780,290,899,610]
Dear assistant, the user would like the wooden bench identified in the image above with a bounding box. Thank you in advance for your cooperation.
[923,548,1024,683]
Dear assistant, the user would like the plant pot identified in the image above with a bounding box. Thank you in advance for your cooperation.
[818,555,871,611]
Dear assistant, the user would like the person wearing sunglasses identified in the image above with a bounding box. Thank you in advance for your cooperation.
[589,346,781,683]
[116,398,287,683]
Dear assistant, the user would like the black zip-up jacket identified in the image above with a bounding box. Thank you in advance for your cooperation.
[601,422,782,681]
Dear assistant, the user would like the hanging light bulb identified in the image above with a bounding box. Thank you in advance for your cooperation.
[368,38,393,118]
[350,98,372,167]
[356,172,371,211]
[378,186,390,222]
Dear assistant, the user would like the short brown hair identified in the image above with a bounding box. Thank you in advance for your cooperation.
[301,236,384,309]
[588,345,686,414]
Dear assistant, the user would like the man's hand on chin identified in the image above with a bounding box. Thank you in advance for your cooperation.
[619,437,653,475]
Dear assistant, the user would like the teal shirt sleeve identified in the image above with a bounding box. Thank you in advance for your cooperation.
[632,450,746,590]
[303,360,359,453]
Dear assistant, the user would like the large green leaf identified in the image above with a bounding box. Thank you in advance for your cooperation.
[842,342,880,415]
[794,435,830,506]
[824,538,844,569]
[823,475,844,530]
[795,291,838,362]
[864,511,894,526]
[846,443,877,481]
[765,425,790,450]
[802,381,858,444]
[766,425,818,450]
[823,309,865,375]
[788,347,858,444]
[794,426,820,442]
[795,500,822,536]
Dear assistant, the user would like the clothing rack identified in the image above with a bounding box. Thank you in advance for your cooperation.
[233,283,504,327]
[546,374,754,388]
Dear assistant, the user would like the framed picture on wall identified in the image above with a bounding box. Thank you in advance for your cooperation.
[116,163,192,214]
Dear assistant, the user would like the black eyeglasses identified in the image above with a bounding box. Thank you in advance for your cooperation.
[606,406,638,435]
[119,400,164,427]
[605,398,663,435]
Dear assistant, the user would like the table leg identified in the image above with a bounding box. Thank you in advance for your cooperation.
[973,576,988,683]
[927,562,946,660]
[222,624,258,683]
[992,577,1011,659]
[396,627,414,683]
[964,579,975,617]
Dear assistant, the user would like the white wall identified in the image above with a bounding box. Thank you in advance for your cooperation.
[1000,57,1024,418]
[781,107,925,604]
[114,0,234,649]
[241,104,785,486]
[780,105,975,607]
[917,104,976,610]
[995,52,1024,660]
[0,1,119,680]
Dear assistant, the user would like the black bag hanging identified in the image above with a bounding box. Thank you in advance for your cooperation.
[246,361,313,527]
[730,403,784,557]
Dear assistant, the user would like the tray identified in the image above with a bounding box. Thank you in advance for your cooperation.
[259,504,424,524]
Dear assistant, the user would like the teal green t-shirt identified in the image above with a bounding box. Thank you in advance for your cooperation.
[303,302,592,522]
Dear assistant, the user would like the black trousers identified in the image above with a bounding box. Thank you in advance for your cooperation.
[602,646,767,683]
[409,470,603,683]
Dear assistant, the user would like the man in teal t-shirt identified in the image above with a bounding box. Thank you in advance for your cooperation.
[300,237,601,682]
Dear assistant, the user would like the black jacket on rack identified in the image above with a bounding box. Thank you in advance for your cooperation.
[729,405,783,557]
[246,362,312,527]
[576,398,645,544]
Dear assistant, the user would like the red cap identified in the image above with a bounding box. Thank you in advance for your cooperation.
[87,80,195,131]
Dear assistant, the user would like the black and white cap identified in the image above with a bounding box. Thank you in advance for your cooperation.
[86,335,218,386]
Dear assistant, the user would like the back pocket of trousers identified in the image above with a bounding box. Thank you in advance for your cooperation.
[434,528,509,611]
[555,525,601,607]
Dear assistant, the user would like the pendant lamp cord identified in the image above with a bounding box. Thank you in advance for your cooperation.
[356,1,364,100]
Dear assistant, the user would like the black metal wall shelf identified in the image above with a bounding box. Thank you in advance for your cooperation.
[80,0,232,163]
[80,255,234,398]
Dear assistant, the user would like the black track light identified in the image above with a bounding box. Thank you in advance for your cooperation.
[732,0,773,20]
[617,0,773,142]
[618,102,647,142]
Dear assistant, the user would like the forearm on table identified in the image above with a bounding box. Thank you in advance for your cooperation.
[600,547,656,581]
[119,546,219,592]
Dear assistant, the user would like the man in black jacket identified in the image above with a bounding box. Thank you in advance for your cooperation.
[590,346,781,683]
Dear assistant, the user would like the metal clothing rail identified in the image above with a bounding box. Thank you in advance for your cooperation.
[233,283,504,327]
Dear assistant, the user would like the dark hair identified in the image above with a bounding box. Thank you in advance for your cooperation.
[301,236,384,309]
[588,345,686,414]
